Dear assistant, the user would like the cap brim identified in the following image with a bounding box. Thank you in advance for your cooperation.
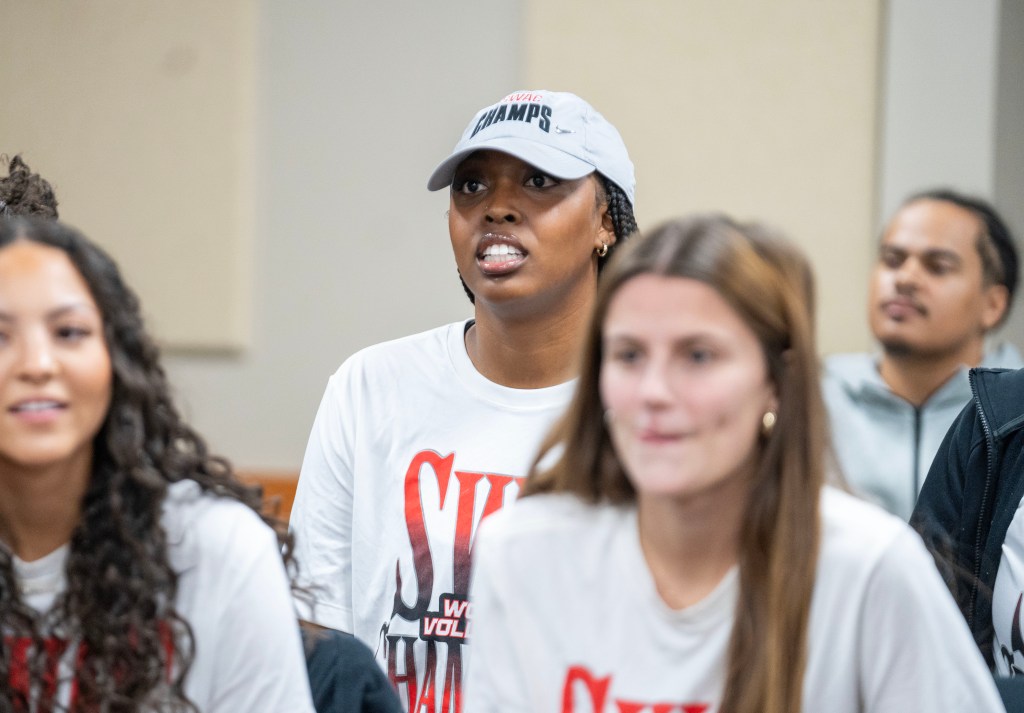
[427,137,596,191]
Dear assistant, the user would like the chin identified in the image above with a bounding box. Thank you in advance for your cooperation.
[876,335,920,358]
[632,475,699,499]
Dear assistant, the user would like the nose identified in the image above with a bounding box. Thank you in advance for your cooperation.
[894,258,921,292]
[17,331,58,383]
[484,178,522,225]
[637,359,674,407]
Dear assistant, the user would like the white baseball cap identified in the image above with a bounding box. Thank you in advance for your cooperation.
[427,90,635,206]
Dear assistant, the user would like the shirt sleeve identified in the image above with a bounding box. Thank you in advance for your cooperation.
[205,511,316,713]
[857,527,1004,713]
[462,521,533,713]
[290,367,358,633]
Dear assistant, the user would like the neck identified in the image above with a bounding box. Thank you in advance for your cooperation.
[466,292,595,388]
[878,339,985,406]
[0,452,91,562]
[636,475,749,610]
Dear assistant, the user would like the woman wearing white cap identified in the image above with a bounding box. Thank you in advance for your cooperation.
[289,90,637,712]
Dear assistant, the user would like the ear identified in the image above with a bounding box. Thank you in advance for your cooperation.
[596,201,616,251]
[981,283,1009,331]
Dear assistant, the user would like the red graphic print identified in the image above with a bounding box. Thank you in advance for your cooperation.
[5,625,176,712]
[386,449,522,713]
[562,665,710,713]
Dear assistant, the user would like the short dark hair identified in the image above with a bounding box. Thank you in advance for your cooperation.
[904,189,1019,310]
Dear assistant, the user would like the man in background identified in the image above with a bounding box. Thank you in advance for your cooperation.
[824,189,1020,519]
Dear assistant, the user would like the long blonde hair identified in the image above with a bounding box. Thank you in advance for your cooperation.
[524,213,824,713]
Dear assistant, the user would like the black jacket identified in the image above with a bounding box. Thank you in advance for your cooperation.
[912,367,1024,669]
[304,629,402,713]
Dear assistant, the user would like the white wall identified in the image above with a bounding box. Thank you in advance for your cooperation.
[880,0,1024,347]
[878,0,1000,219]
[995,0,1024,344]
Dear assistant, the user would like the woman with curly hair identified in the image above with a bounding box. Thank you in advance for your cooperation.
[464,214,1003,712]
[0,217,315,712]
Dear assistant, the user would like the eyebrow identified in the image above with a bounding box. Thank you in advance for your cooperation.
[48,303,100,319]
[923,249,962,262]
[880,245,962,262]
[0,302,100,322]
[604,332,719,346]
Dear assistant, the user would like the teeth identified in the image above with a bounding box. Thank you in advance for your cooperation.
[14,401,61,412]
[482,244,524,258]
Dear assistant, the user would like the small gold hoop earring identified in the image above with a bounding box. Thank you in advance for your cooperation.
[761,410,777,436]
[596,243,609,258]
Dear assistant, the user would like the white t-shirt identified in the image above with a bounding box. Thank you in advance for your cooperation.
[993,493,1024,676]
[9,481,315,713]
[465,487,1004,712]
[290,320,575,712]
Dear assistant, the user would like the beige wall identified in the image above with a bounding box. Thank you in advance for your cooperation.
[160,1,522,469]
[1,1,256,350]
[5,1,1019,470]
[524,0,882,355]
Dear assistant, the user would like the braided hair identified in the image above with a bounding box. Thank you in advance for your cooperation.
[457,173,638,304]
[597,175,638,269]
[0,218,294,712]
[0,155,59,219]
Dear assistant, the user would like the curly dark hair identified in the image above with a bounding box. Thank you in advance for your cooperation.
[457,174,638,303]
[0,155,59,219]
[0,218,294,712]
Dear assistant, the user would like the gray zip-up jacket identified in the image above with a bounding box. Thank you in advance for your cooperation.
[822,342,1023,520]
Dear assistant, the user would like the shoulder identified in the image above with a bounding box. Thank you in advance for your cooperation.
[981,341,1024,369]
[973,365,1024,394]
[823,352,874,370]
[479,493,607,539]
[971,367,1024,438]
[822,352,876,380]
[471,494,633,608]
[475,494,625,569]
[817,487,955,613]
[321,322,464,401]
[335,322,461,374]
[161,481,276,574]
[818,487,916,570]
[821,353,881,401]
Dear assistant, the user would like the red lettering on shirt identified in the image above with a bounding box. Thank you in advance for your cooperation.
[390,449,523,713]
[561,665,710,713]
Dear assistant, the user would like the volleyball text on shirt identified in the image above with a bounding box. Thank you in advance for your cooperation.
[380,448,523,711]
